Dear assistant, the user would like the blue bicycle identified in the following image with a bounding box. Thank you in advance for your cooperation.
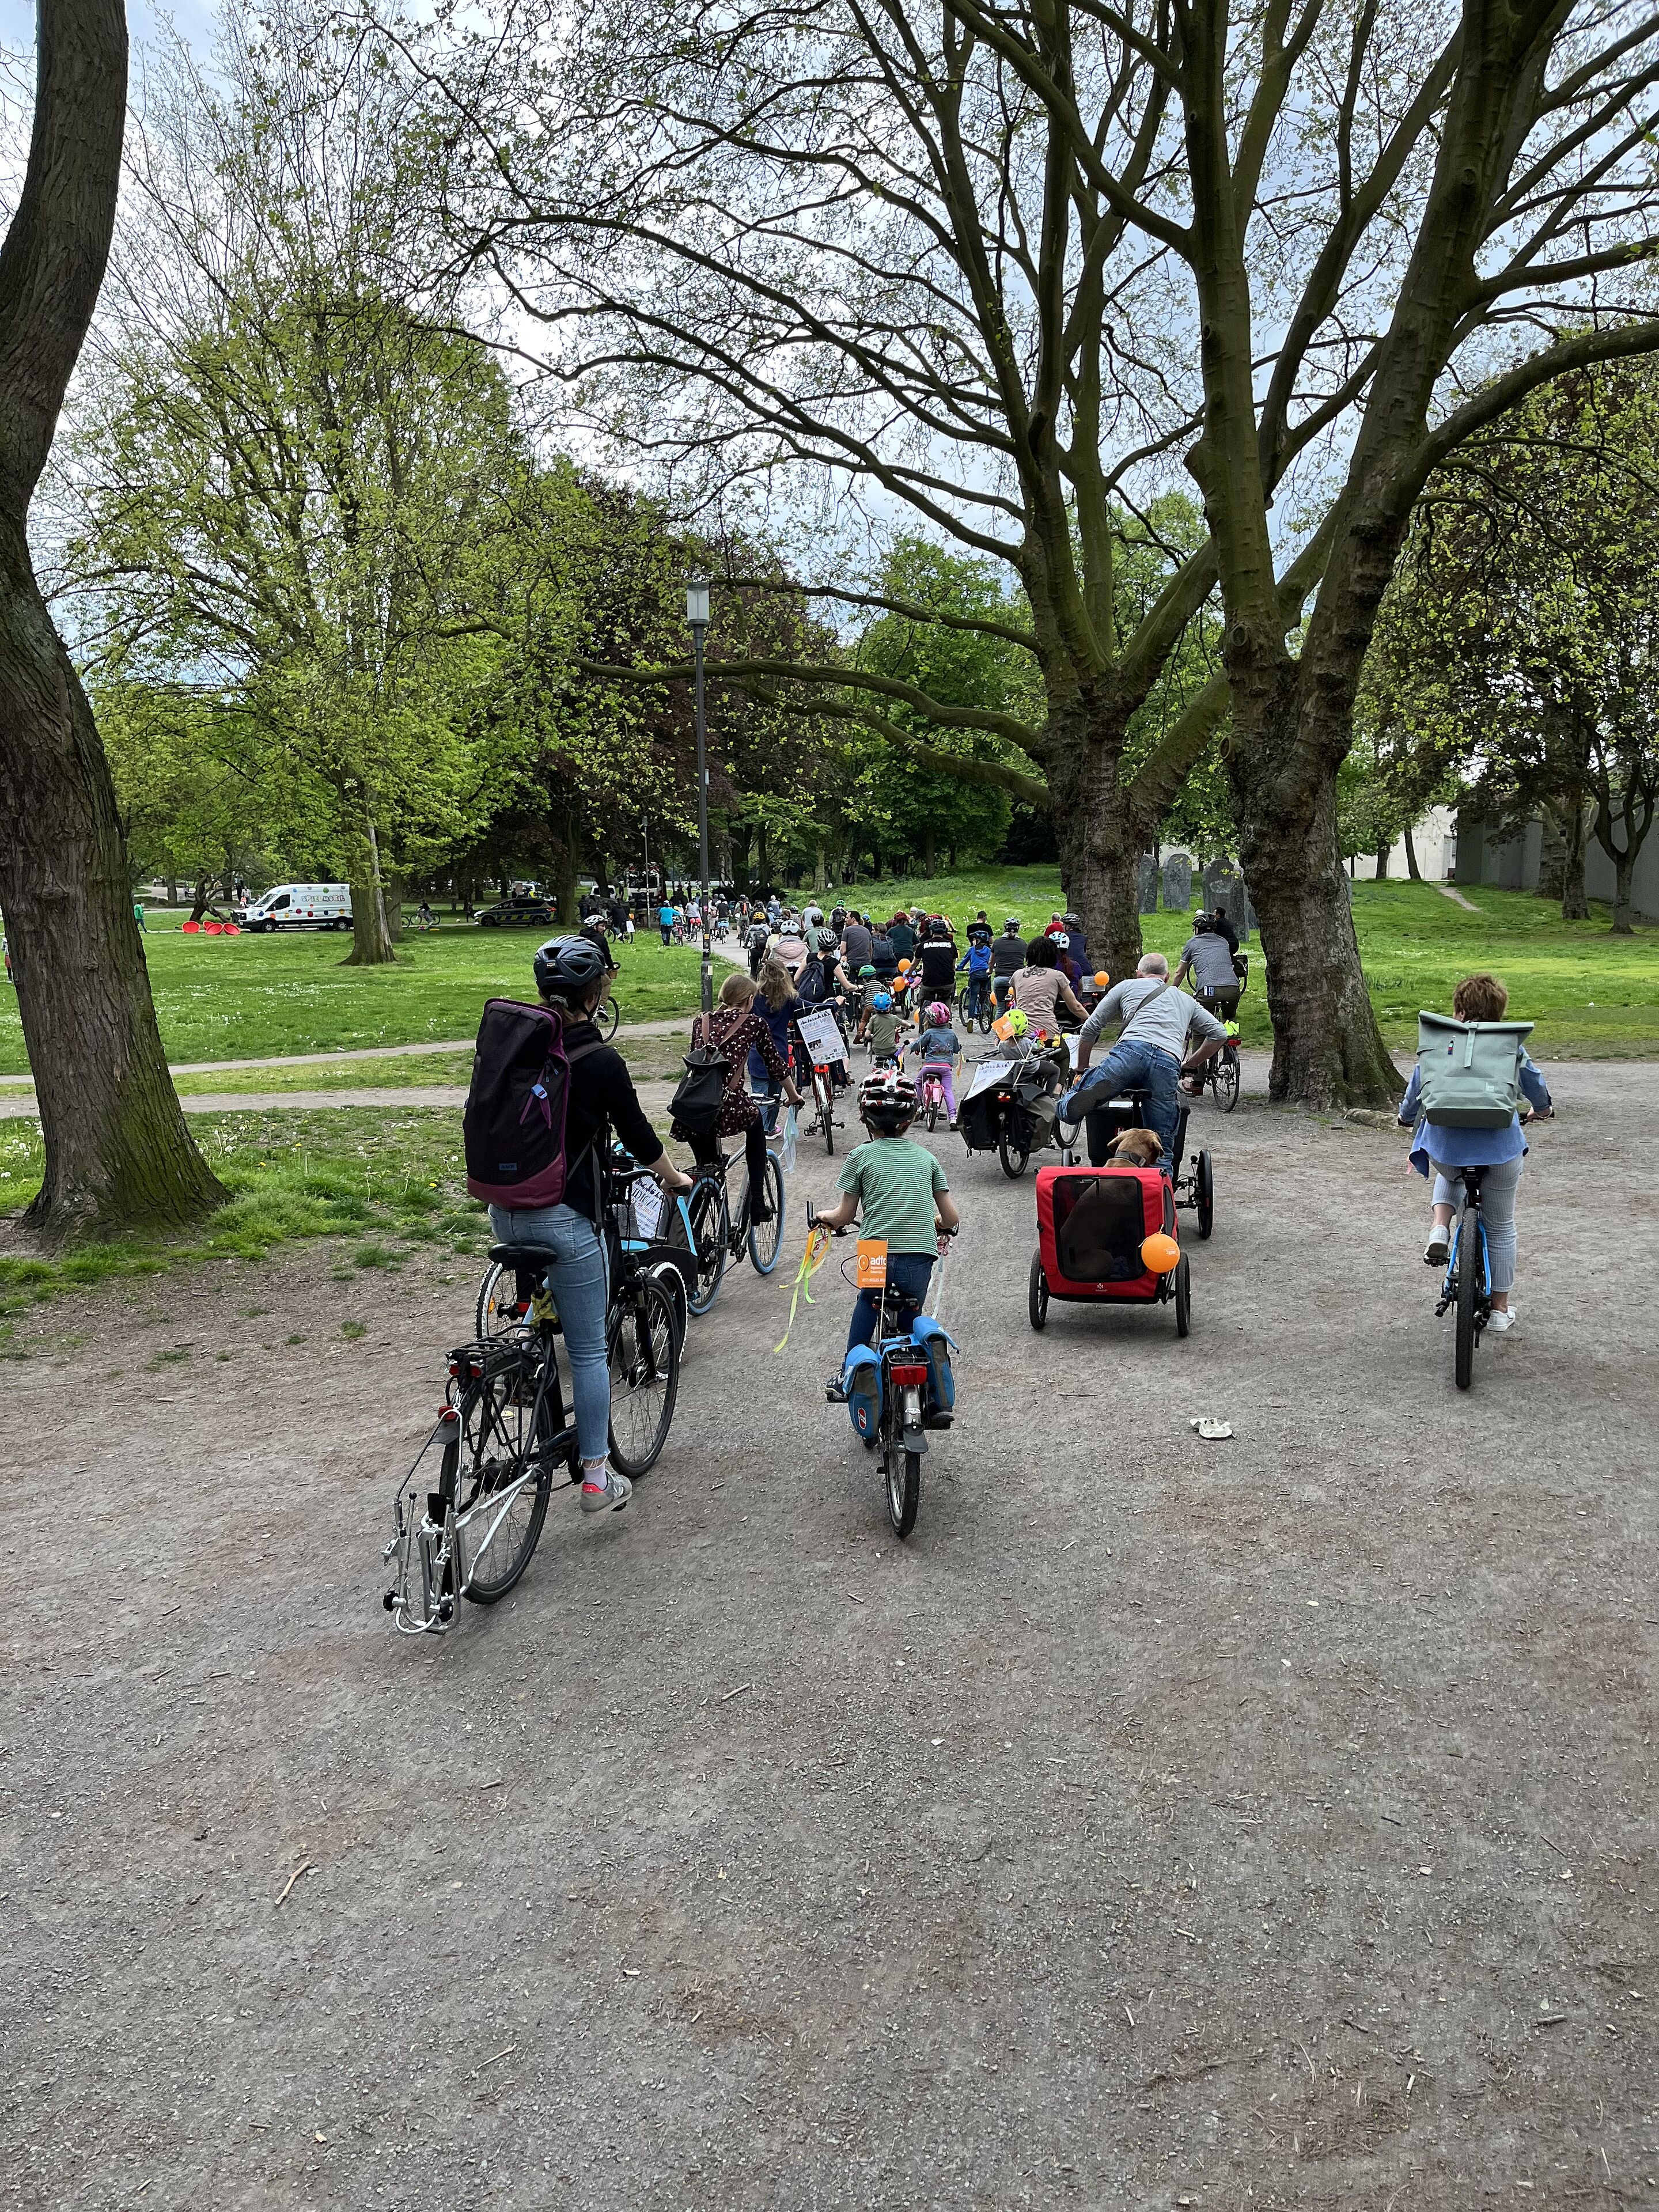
[1435,1162,1491,1391]
[810,1210,957,1537]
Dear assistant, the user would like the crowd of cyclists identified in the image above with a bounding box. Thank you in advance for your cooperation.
[451,882,1551,1527]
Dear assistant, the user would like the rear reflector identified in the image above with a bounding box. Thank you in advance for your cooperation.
[889,1363,929,1387]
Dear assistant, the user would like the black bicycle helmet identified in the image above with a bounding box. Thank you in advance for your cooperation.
[1003,915,1021,930]
[858,1069,917,1132]
[533,934,610,1001]
[1063,911,1081,927]
[816,927,838,951]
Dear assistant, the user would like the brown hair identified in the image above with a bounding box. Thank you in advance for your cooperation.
[1453,972,1509,1022]
[756,957,796,1010]
[718,972,757,1010]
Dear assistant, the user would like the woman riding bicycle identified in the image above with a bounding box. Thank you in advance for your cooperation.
[491,937,694,1515]
[1398,972,1551,1334]
[673,972,803,1222]
[1009,933,1086,1032]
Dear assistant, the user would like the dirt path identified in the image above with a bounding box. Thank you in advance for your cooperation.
[3,1065,1654,2207]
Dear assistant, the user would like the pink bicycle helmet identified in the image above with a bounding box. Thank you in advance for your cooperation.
[925,1000,952,1026]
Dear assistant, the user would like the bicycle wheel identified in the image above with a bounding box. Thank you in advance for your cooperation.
[885,1437,921,1538]
[475,1259,528,1342]
[596,996,621,1041]
[817,1073,836,1156]
[608,1274,681,1475]
[998,1125,1030,1179]
[926,1094,940,1132]
[1028,1251,1048,1331]
[748,1153,785,1275]
[1195,1150,1214,1240]
[978,997,994,1036]
[1214,1053,1240,1112]
[1454,1206,1480,1390]
[459,1350,558,1603]
[1173,1252,1191,1339]
[666,1179,729,1316]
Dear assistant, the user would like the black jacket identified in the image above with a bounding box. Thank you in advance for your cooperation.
[558,1017,666,1218]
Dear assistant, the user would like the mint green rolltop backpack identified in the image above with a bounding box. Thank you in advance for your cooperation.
[1415,1011,1533,1128]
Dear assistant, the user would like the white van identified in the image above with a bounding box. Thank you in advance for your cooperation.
[241,884,353,933]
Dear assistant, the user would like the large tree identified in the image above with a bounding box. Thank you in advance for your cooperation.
[1370,358,1659,930]
[54,7,513,964]
[380,0,1659,1101]
[0,0,224,1239]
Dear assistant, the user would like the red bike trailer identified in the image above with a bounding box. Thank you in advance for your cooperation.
[1028,1162,1191,1336]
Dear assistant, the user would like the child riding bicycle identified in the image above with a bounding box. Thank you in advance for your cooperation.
[815,1070,960,1356]
[910,1001,963,1127]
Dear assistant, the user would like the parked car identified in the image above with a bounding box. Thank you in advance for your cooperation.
[474,896,556,929]
[240,883,353,933]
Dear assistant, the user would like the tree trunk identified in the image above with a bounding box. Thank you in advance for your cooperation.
[1560,815,1589,922]
[551,810,581,926]
[1610,847,1636,934]
[1374,840,1390,880]
[1047,717,1143,984]
[923,824,936,877]
[343,817,396,964]
[1403,824,1421,881]
[0,526,226,1238]
[165,865,177,906]
[813,839,826,893]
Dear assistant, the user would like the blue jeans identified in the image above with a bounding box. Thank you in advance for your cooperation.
[1062,1041,1181,1168]
[846,1252,935,1355]
[963,974,990,1021]
[1430,1154,1524,1293]
[488,1202,612,1463]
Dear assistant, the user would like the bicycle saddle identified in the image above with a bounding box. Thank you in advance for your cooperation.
[488,1243,562,1269]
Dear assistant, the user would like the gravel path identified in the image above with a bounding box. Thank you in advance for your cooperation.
[3,1063,1654,2208]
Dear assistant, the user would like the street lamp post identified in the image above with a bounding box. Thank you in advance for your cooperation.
[685,580,714,1016]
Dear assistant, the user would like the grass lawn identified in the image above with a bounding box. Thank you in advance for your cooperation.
[0,925,707,1076]
[0,1106,488,1342]
[835,867,1658,1058]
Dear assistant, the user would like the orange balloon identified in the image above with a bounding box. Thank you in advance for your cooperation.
[1140,1232,1180,1275]
[1094,969,1110,987]
[897,958,911,972]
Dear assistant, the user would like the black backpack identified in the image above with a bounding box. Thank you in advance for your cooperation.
[669,1007,737,1134]
[463,1000,600,1209]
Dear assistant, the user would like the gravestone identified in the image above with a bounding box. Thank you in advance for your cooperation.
[1202,857,1252,944]
[1137,854,1159,914]
[1160,850,1192,910]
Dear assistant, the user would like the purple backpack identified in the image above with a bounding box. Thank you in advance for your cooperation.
[463,999,600,1210]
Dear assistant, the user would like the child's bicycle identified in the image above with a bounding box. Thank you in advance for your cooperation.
[810,1210,957,1539]
[916,1063,950,1132]
[1435,1162,1495,1391]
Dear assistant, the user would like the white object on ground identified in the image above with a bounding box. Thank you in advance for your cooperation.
[1189,1418,1233,1440]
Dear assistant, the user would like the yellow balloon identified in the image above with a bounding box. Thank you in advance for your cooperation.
[1140,1232,1180,1275]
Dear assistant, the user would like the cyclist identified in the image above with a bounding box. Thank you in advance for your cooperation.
[862,986,904,1067]
[912,1001,963,1126]
[1173,912,1241,1019]
[1009,934,1086,1033]
[494,938,694,1515]
[1399,972,1552,1333]
[1060,952,1227,1168]
[751,957,802,1126]
[915,915,957,1004]
[840,910,874,971]
[673,972,802,1224]
[957,930,993,1025]
[990,917,1027,1014]
[815,1070,960,1361]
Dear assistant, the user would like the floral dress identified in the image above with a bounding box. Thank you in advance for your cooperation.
[672,1004,789,1141]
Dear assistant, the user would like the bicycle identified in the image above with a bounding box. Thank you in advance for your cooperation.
[916,1063,950,1132]
[387,1178,681,1634]
[812,1209,957,1539]
[1435,1163,1494,1391]
[799,1048,842,1155]
[1195,965,1245,1112]
[663,1126,787,1314]
[955,978,994,1035]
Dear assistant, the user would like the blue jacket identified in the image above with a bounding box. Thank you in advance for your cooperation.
[1398,1052,1551,1176]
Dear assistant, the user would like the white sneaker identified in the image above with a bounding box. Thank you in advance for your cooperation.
[1485,1308,1517,1335]
[1424,1224,1451,1265]
[579,1467,632,1513]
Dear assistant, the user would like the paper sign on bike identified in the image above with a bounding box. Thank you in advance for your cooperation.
[796,1007,847,1067]
[857,1237,888,1289]
[630,1180,664,1241]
